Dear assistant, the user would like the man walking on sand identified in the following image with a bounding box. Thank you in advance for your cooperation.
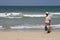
[45,12,51,33]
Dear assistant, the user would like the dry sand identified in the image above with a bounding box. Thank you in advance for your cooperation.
[0,31,60,40]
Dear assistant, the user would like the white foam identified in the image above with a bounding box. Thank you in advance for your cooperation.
[11,27,24,29]
[23,14,46,17]
[10,25,41,29]
[0,12,60,18]
[49,12,60,18]
[11,26,25,29]
[0,24,60,29]
[4,17,22,19]
[0,26,2,28]
[0,13,7,17]
[10,24,60,29]
[0,26,3,29]
[51,24,60,28]
[0,12,22,16]
[0,13,46,17]
[0,12,23,18]
[11,12,22,16]
[50,12,60,15]
[23,12,60,18]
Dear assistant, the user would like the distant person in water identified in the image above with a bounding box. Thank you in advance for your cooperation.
[45,12,51,33]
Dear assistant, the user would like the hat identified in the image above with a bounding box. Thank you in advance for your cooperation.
[46,12,48,13]
[46,12,49,15]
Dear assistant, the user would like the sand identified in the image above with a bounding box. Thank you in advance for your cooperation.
[0,32,60,40]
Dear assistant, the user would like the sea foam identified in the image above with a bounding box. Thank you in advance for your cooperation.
[0,12,60,18]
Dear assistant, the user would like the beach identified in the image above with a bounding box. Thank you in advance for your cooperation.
[0,6,60,40]
[0,32,60,40]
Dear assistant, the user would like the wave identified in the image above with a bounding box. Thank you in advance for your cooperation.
[8,24,60,29]
[0,24,60,29]
[4,17,22,19]
[50,12,60,18]
[23,14,46,17]
[50,12,60,15]
[0,12,60,18]
[0,13,46,18]
[0,12,23,18]
[23,12,60,18]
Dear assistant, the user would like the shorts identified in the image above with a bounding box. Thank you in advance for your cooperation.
[45,23,50,28]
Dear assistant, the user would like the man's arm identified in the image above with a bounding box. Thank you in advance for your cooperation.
[49,16,51,25]
[49,20,51,24]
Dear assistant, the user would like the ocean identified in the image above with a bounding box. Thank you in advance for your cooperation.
[0,6,60,30]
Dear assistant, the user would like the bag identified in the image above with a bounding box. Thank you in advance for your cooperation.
[47,26,53,33]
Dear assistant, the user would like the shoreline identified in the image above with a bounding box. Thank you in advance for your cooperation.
[0,25,60,32]
[0,26,60,32]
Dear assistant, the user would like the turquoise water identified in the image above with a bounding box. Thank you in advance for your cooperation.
[0,6,60,26]
[0,6,60,13]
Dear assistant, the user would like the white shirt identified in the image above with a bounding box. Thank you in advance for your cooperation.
[45,15,51,23]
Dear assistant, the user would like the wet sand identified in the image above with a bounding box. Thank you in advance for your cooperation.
[0,32,60,40]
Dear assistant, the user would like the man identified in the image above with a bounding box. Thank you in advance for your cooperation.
[45,12,51,33]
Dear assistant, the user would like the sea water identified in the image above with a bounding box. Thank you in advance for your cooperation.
[0,6,60,29]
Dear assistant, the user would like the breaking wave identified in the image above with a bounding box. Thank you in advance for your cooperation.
[0,24,60,29]
[0,12,60,18]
